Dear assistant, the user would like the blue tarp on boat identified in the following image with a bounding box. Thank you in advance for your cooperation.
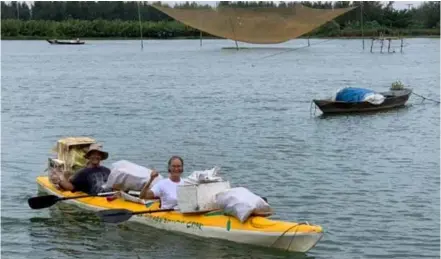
[335,87,375,103]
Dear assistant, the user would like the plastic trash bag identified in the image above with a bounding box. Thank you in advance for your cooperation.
[215,187,271,223]
[184,166,223,184]
[103,160,163,191]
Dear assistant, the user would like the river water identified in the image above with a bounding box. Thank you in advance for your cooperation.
[1,38,440,259]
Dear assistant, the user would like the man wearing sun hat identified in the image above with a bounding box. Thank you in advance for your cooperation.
[54,143,111,195]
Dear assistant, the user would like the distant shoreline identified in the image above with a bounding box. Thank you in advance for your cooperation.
[2,35,440,41]
[2,19,439,41]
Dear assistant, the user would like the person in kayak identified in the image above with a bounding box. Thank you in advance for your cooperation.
[139,156,185,209]
[52,143,111,195]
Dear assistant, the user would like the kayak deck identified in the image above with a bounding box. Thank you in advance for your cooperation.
[36,176,324,253]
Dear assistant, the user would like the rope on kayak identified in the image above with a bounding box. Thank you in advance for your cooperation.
[286,225,300,251]
[270,222,308,251]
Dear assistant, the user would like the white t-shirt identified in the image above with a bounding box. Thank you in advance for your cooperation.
[150,178,184,209]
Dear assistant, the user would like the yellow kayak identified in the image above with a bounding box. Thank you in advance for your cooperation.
[36,175,324,253]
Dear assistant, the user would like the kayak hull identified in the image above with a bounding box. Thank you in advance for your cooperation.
[35,176,323,253]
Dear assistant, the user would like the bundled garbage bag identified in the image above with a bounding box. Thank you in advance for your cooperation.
[102,160,163,191]
[48,162,64,190]
[215,187,272,223]
[363,92,385,105]
[184,166,223,184]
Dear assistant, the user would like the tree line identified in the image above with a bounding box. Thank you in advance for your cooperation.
[1,1,439,39]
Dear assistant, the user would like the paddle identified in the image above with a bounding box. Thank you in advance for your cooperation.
[27,191,116,210]
[96,208,175,224]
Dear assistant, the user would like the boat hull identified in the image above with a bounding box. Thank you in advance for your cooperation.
[35,176,323,253]
[46,39,85,45]
[313,89,412,114]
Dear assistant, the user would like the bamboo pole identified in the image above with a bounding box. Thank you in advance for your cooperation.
[137,1,144,51]
[400,38,404,53]
[380,39,384,53]
[381,38,384,53]
[228,17,239,50]
[361,2,364,50]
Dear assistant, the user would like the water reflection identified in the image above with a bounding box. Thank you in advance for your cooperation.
[26,203,314,259]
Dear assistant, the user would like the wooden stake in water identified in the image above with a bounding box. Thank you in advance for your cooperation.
[400,38,404,53]
[380,39,384,53]
[137,1,144,51]
[361,2,364,50]
[228,13,239,50]
[200,31,202,47]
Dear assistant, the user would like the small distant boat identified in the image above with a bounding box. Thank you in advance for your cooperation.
[313,87,412,114]
[46,39,85,45]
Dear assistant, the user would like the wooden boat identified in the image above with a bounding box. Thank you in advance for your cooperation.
[46,39,85,45]
[313,88,412,114]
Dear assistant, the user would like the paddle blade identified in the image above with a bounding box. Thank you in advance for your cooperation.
[28,195,60,209]
[96,209,134,224]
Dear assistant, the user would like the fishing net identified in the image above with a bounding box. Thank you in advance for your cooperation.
[151,3,354,44]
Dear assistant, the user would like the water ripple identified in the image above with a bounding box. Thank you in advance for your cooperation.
[1,39,439,259]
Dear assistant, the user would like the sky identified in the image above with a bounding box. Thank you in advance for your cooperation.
[390,1,423,9]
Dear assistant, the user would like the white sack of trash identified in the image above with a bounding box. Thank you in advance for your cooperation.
[103,160,163,191]
[215,187,272,223]
[183,166,223,185]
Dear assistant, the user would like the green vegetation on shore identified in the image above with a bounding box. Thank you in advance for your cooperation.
[1,19,439,40]
[1,1,439,40]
